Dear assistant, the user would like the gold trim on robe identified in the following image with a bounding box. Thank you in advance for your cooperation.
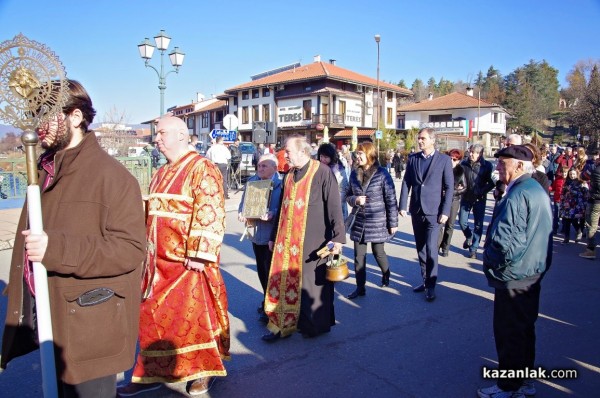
[134,151,230,384]
[265,160,320,337]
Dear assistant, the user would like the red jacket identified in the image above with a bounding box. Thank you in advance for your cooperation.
[549,175,565,202]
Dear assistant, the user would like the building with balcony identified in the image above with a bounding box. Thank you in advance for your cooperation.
[220,55,413,147]
[397,89,509,155]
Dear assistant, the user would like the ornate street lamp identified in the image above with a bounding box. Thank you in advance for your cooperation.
[138,30,185,120]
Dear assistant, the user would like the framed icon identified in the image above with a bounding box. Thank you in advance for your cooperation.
[242,179,272,219]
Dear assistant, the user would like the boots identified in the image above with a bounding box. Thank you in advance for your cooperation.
[381,269,391,287]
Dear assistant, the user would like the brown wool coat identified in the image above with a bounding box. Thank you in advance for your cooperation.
[0,133,146,384]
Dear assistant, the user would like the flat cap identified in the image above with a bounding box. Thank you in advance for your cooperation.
[494,145,533,161]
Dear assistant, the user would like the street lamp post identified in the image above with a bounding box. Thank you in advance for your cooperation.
[375,34,381,158]
[138,30,185,120]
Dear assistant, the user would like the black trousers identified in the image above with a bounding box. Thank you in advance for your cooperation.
[353,241,389,292]
[252,243,272,298]
[58,374,116,398]
[438,199,461,251]
[411,212,440,288]
[493,283,541,391]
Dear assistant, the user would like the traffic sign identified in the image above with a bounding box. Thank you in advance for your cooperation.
[210,129,237,141]
[223,114,239,131]
[375,130,383,139]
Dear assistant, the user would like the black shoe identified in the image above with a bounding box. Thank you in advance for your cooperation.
[261,332,282,342]
[381,270,390,287]
[412,284,425,293]
[258,313,269,323]
[346,289,366,299]
[463,238,472,249]
[425,287,436,302]
[469,251,477,259]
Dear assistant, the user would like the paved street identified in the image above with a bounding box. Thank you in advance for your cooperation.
[0,187,599,397]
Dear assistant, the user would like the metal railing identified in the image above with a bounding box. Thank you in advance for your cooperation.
[0,156,153,199]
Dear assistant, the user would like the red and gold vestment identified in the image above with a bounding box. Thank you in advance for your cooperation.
[133,151,230,383]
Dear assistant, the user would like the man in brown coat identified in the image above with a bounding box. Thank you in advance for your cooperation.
[0,80,146,397]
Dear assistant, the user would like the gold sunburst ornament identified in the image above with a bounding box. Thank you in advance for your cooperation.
[0,33,68,397]
[0,33,68,131]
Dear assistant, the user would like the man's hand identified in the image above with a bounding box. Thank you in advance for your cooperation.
[438,214,448,224]
[399,210,407,218]
[22,229,48,263]
[184,258,205,272]
[330,242,343,255]
[389,227,397,235]
[268,241,274,251]
[238,212,246,223]
[260,211,273,221]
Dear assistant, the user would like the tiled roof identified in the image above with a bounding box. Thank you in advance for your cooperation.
[333,128,375,138]
[397,92,498,112]
[225,61,413,96]
[190,100,226,114]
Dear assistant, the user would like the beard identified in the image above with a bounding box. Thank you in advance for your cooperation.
[39,116,72,151]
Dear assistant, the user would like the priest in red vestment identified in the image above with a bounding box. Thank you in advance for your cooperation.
[118,116,229,397]
[262,135,346,342]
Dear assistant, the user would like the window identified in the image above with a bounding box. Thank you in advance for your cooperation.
[202,113,209,128]
[429,114,451,122]
[492,112,500,123]
[386,108,393,124]
[262,104,270,121]
[233,97,238,106]
[187,117,194,129]
[263,88,270,97]
[252,105,259,122]
[252,89,259,99]
[303,100,312,120]
[339,100,346,118]
[387,91,393,102]
[321,103,328,117]
[242,106,249,124]
[242,91,249,100]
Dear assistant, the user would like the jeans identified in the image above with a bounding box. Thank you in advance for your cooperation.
[552,201,560,233]
[459,199,486,253]
[585,201,600,250]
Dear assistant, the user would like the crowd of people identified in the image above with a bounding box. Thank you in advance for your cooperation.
[1,79,597,398]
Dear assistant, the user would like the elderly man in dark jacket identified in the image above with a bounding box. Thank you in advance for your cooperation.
[346,142,398,299]
[459,144,495,259]
[478,145,552,398]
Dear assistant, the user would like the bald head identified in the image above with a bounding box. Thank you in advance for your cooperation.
[155,116,190,163]
[156,116,187,134]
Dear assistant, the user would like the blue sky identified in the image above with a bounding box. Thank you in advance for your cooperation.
[1,0,598,125]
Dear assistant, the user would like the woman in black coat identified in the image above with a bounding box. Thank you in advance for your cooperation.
[345,142,398,299]
[438,149,467,257]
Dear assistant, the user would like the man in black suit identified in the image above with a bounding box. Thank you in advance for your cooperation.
[399,128,453,301]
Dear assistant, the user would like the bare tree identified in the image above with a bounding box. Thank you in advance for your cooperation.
[95,106,140,156]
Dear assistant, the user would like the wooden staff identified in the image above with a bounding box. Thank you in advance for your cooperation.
[22,129,58,398]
